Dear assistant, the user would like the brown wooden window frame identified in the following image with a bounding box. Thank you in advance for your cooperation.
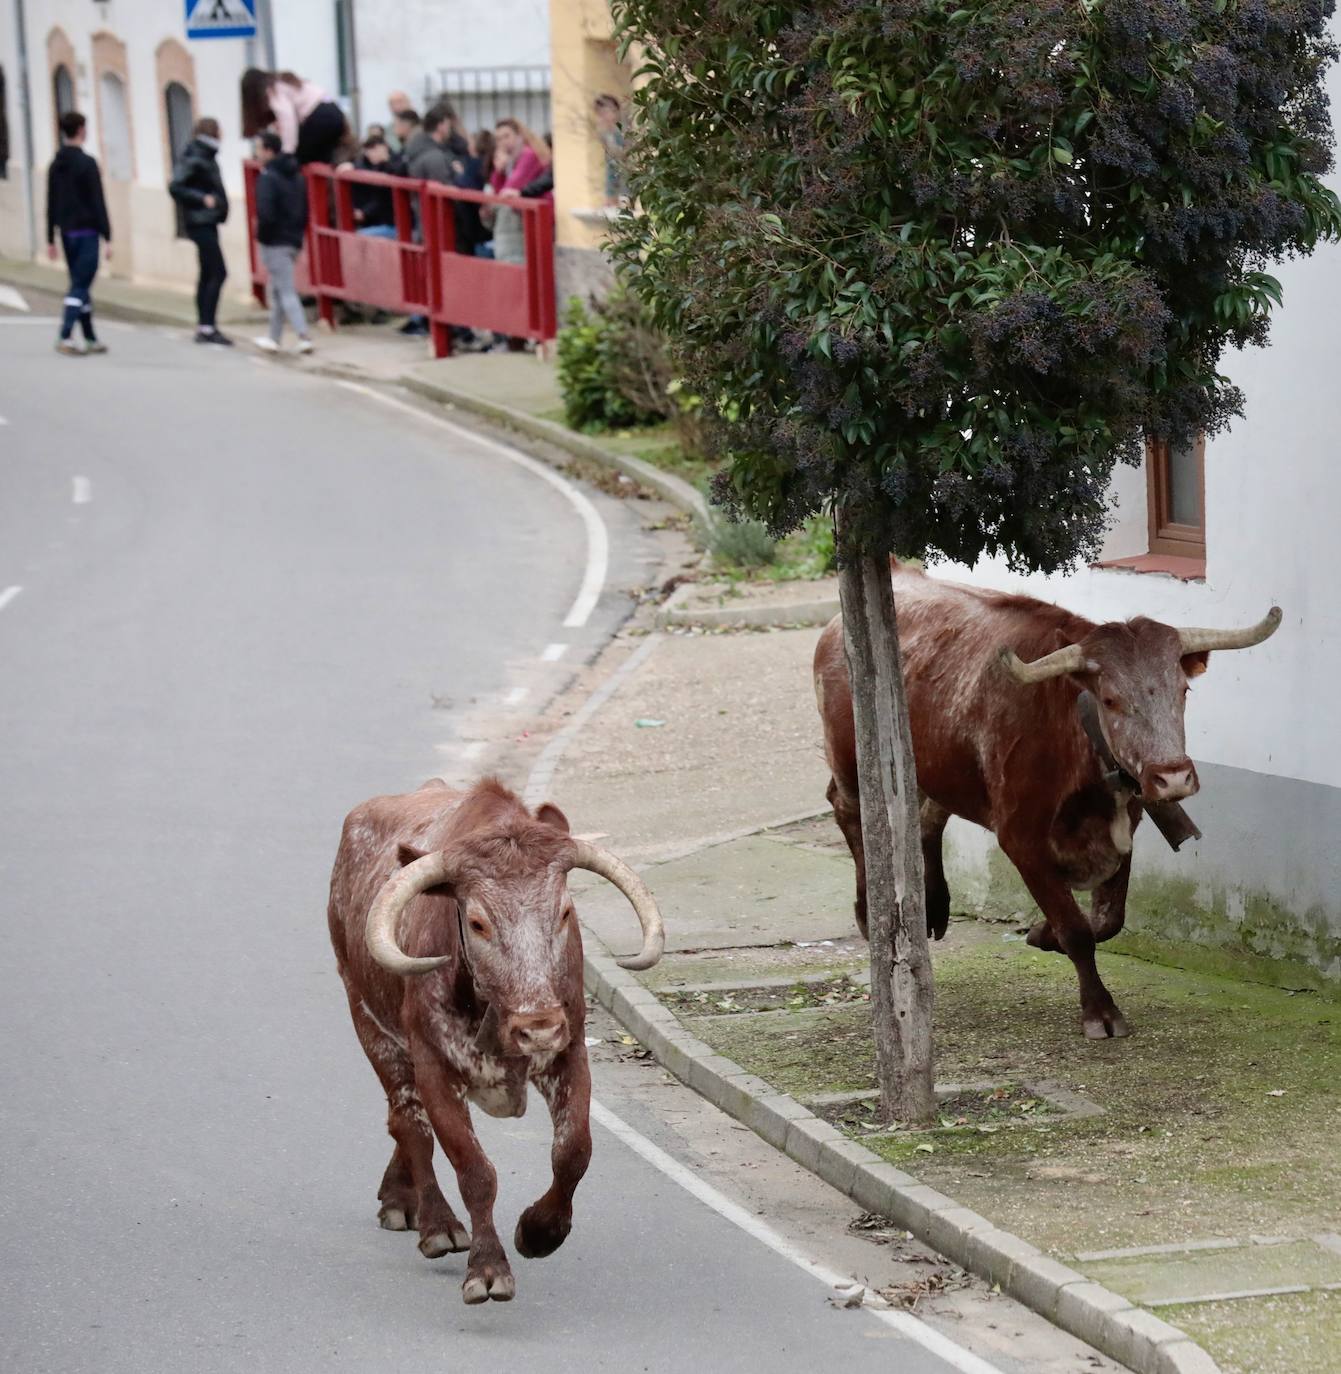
[1146,433,1206,560]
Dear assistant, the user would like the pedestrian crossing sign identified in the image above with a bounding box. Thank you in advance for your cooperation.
[185,0,257,40]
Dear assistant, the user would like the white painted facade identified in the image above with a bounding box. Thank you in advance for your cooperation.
[354,0,550,127]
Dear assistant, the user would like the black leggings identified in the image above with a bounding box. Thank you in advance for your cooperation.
[295,102,348,165]
[188,225,227,329]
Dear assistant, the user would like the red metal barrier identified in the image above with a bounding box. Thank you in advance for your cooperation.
[422,183,557,357]
[305,164,430,327]
[243,161,556,359]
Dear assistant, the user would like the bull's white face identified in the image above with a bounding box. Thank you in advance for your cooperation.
[1080,618,1207,804]
[459,868,575,1057]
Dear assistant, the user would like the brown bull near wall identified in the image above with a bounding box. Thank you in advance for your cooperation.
[328,776,663,1304]
[814,563,1280,1039]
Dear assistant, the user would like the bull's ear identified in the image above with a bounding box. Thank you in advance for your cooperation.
[535,803,571,834]
[1182,651,1210,679]
[397,843,428,867]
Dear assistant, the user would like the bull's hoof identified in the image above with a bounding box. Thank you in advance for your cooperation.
[462,1266,515,1304]
[1083,1008,1131,1039]
[514,1203,572,1259]
[378,1206,411,1232]
[419,1222,471,1258]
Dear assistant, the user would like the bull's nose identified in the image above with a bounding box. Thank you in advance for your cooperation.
[508,1009,568,1055]
[1145,760,1198,802]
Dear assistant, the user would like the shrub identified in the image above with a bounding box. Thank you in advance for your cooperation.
[556,293,673,433]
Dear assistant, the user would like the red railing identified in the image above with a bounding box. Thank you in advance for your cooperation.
[243,161,557,359]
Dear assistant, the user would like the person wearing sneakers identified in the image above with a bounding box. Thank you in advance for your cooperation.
[45,111,111,357]
[169,117,232,346]
[252,132,312,354]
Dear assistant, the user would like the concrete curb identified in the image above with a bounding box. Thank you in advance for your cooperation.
[582,935,1221,1374]
[398,372,712,526]
[654,580,840,630]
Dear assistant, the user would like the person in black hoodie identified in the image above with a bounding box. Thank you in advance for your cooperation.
[251,132,312,353]
[46,111,111,356]
[169,117,232,346]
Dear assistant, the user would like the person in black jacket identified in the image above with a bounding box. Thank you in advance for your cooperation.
[251,132,312,354]
[46,112,111,356]
[169,117,232,346]
[350,134,401,235]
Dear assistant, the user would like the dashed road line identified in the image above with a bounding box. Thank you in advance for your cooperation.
[72,476,92,504]
[503,685,529,706]
[0,586,22,613]
[542,642,568,662]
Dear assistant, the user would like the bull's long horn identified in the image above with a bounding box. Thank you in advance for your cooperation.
[365,851,456,976]
[998,642,1091,684]
[1178,606,1282,655]
[568,840,665,971]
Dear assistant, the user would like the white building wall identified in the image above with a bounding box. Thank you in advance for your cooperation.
[355,0,550,129]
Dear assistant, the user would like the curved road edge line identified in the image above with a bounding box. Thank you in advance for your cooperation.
[336,381,608,629]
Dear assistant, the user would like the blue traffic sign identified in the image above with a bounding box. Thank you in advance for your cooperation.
[185,0,256,41]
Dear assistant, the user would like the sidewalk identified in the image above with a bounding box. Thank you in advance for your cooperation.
[559,623,1341,1374]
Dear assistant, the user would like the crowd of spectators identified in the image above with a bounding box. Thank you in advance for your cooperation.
[330,90,556,349]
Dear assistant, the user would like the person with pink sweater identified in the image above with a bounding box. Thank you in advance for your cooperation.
[488,118,550,268]
[240,69,349,165]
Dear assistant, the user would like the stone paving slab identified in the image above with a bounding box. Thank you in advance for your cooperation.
[578,831,855,958]
[1081,1238,1341,1308]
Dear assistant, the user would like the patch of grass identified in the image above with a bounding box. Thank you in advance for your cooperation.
[663,973,870,1016]
[1160,1289,1341,1374]
[683,936,1341,1254]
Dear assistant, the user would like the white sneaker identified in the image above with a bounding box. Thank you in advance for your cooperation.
[253,337,279,353]
[297,337,314,355]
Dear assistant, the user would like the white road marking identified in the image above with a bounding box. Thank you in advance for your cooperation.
[0,316,62,326]
[503,685,529,707]
[589,1100,1004,1374]
[336,382,609,629]
[0,586,22,612]
[0,415,7,426]
[0,284,31,312]
[542,642,568,662]
[72,476,92,504]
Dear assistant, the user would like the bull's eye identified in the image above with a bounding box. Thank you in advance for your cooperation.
[468,916,491,939]
[1102,695,1121,712]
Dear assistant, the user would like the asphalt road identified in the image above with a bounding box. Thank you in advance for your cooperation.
[0,312,987,1373]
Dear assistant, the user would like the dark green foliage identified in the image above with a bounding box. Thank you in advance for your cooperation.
[610,0,1340,570]
[556,293,675,433]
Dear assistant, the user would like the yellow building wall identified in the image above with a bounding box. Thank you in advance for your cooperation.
[549,0,631,297]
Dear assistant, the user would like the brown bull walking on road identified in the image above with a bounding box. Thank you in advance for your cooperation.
[328,776,663,1304]
[814,563,1280,1039]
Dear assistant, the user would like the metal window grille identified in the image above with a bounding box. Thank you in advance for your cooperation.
[423,66,551,139]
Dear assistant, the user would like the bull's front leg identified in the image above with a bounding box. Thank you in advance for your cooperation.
[1090,852,1133,943]
[410,1039,514,1304]
[1006,846,1130,1039]
[516,1046,593,1260]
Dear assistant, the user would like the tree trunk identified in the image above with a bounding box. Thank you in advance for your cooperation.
[835,524,936,1124]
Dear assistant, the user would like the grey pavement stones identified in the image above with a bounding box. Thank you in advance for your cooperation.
[582,923,1221,1374]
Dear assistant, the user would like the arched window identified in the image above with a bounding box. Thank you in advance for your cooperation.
[98,72,132,181]
[165,81,194,237]
[53,63,74,134]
